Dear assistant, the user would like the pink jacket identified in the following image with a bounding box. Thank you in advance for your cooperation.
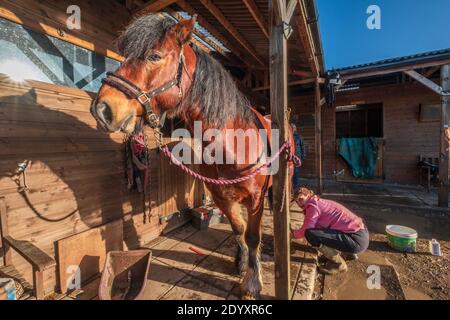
[293,196,365,239]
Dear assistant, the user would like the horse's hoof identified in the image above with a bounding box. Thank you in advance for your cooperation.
[240,288,261,300]
[236,268,246,277]
[241,292,257,300]
[234,254,247,276]
[235,262,246,276]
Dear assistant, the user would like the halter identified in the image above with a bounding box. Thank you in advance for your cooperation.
[101,48,188,129]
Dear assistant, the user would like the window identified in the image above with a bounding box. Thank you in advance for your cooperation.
[336,104,383,139]
[0,18,120,92]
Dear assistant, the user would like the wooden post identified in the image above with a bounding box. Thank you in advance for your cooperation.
[439,65,450,207]
[33,268,45,300]
[0,198,12,266]
[270,0,291,300]
[315,78,323,194]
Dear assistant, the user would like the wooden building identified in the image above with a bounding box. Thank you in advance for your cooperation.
[293,50,450,194]
[0,0,324,299]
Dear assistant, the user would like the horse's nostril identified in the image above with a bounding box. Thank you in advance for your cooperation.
[96,102,113,125]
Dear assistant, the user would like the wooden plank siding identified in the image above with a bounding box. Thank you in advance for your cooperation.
[0,0,205,295]
[0,76,204,294]
[290,82,440,185]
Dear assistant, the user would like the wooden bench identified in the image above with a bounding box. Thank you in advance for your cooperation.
[418,155,439,192]
[0,198,56,300]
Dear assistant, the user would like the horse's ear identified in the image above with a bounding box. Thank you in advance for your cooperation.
[174,15,197,45]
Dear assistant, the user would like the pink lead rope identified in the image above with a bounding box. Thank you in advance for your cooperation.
[159,141,302,186]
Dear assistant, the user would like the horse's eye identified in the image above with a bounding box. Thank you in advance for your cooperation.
[147,53,161,62]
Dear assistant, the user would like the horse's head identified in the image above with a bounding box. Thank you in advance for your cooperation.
[91,15,197,133]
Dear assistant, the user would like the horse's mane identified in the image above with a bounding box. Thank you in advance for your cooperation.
[116,14,254,128]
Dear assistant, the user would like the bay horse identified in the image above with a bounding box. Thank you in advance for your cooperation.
[91,14,297,299]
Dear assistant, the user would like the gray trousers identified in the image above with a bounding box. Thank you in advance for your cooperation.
[305,228,370,254]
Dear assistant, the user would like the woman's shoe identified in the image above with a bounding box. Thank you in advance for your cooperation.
[342,253,359,261]
[317,245,348,275]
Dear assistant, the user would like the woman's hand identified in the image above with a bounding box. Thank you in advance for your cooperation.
[289,227,296,240]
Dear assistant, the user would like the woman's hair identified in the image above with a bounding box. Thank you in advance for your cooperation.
[293,187,315,200]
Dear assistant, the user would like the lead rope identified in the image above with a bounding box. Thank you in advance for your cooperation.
[152,126,302,186]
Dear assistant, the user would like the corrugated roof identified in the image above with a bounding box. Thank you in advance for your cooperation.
[331,48,450,73]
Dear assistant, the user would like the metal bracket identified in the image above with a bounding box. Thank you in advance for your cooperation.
[282,22,293,40]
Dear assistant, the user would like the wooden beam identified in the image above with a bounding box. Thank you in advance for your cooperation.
[340,58,450,81]
[0,198,12,266]
[291,69,313,78]
[439,65,450,207]
[198,0,265,66]
[270,0,291,300]
[276,0,286,20]
[126,0,135,10]
[165,7,227,57]
[134,0,177,16]
[242,0,269,39]
[404,70,450,96]
[154,12,211,54]
[177,0,256,68]
[424,66,441,78]
[294,0,320,76]
[252,77,324,91]
[126,0,145,10]
[315,77,323,194]
[286,0,298,23]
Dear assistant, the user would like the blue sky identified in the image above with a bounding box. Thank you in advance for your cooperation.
[316,0,450,70]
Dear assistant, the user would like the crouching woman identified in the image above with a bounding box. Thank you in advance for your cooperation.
[291,187,370,275]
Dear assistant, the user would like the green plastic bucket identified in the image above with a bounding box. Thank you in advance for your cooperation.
[386,225,418,253]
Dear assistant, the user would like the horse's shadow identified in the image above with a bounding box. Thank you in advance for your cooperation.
[0,87,198,290]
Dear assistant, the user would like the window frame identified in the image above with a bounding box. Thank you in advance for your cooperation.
[335,103,384,139]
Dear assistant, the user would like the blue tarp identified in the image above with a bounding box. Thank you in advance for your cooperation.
[338,138,379,179]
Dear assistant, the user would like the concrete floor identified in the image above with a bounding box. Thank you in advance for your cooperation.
[139,204,317,300]
[297,178,450,209]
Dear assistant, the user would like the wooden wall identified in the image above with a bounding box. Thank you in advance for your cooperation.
[291,82,440,185]
[290,94,336,181]
[0,75,204,293]
[0,0,205,294]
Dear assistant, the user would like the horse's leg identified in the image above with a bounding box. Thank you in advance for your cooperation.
[212,196,248,275]
[241,196,265,300]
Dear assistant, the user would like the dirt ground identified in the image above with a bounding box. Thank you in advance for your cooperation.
[369,234,449,300]
[313,233,450,300]
[298,183,450,301]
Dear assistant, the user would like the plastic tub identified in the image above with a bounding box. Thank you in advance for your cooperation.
[386,225,418,253]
